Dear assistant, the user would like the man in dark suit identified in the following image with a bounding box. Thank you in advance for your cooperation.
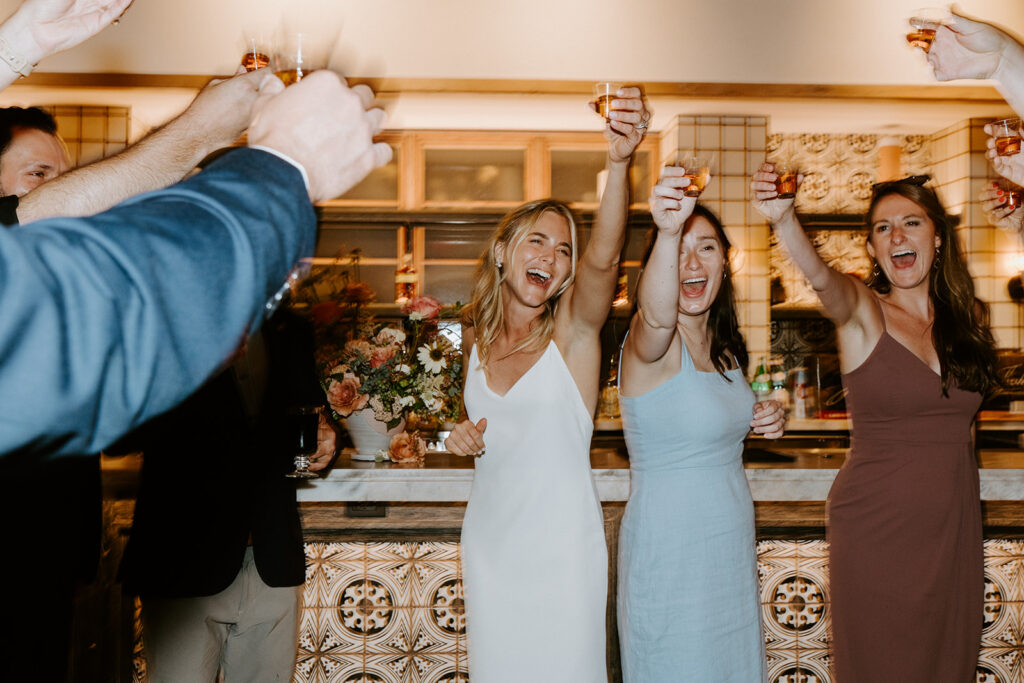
[117,309,335,681]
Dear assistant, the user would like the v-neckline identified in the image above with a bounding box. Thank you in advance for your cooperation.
[883,330,941,379]
[479,342,552,398]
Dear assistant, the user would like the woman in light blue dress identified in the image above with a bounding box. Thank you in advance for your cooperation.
[617,165,785,682]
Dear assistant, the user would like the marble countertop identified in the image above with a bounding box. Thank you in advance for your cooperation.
[295,448,1024,503]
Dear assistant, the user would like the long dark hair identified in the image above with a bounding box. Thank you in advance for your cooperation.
[637,204,748,379]
[864,182,999,396]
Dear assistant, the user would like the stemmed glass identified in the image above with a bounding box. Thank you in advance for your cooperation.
[286,405,321,479]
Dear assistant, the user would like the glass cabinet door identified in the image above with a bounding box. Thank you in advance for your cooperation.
[424,148,525,204]
[314,223,400,303]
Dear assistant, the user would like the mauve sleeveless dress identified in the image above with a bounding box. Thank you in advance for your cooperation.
[829,330,983,682]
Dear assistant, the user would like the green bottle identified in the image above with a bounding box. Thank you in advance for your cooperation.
[751,356,771,401]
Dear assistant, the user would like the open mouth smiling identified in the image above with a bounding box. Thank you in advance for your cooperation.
[681,276,708,296]
[891,248,917,268]
[526,267,552,286]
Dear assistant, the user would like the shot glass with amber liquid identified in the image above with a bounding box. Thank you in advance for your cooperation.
[240,29,272,72]
[998,179,1024,211]
[273,30,332,85]
[675,153,711,198]
[772,162,798,199]
[906,8,947,52]
[592,82,624,120]
[993,118,1022,156]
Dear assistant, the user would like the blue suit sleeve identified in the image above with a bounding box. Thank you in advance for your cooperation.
[0,147,316,459]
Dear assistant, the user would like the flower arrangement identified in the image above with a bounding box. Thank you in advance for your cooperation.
[292,258,463,451]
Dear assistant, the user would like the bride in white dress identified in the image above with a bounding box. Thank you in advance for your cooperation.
[444,87,648,682]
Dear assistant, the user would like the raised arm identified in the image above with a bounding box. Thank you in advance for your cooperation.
[0,0,131,90]
[928,10,1024,117]
[624,164,695,366]
[0,71,389,458]
[566,86,648,330]
[750,162,863,326]
[17,69,274,223]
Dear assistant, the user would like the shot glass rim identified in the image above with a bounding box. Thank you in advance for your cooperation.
[593,81,625,96]
[909,7,950,26]
[994,117,1022,128]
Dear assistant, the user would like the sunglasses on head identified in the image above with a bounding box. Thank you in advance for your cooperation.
[870,174,930,191]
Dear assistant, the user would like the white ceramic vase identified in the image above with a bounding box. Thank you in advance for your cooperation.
[342,408,405,461]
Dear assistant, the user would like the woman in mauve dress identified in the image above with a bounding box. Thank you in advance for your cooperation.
[752,167,999,682]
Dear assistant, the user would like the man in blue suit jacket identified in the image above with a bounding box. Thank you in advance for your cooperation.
[0,70,390,460]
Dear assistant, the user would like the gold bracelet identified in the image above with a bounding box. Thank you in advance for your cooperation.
[0,36,34,78]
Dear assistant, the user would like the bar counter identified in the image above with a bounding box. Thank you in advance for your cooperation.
[99,444,1024,683]
[296,447,1024,503]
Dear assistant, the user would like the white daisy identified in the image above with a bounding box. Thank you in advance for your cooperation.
[417,342,447,373]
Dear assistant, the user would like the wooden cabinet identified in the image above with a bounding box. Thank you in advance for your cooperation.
[313,130,660,305]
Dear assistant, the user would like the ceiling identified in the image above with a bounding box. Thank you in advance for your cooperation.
[1,0,1023,135]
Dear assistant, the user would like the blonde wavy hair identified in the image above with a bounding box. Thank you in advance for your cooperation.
[462,199,579,366]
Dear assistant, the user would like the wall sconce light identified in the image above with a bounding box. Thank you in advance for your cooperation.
[1009,253,1024,301]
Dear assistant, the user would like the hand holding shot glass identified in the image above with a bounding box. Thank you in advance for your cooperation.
[591,83,650,136]
[673,153,712,198]
[980,180,1024,234]
[986,119,1024,187]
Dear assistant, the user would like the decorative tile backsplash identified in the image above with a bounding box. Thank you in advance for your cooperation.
[126,539,1024,683]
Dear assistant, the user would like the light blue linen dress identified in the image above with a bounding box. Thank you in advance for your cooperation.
[618,343,766,682]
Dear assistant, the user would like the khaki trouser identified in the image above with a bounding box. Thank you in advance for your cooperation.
[140,547,302,683]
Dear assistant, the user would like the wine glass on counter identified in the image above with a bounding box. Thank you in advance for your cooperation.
[286,405,321,479]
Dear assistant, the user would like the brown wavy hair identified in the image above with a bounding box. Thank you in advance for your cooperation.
[864,182,999,396]
[462,199,578,366]
[637,204,748,379]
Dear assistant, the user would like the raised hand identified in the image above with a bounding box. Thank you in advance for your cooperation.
[649,164,696,235]
[980,182,1024,234]
[247,70,392,203]
[750,400,785,439]
[928,11,1010,82]
[985,123,1024,187]
[601,86,651,163]
[750,162,799,224]
[444,417,487,457]
[5,0,133,65]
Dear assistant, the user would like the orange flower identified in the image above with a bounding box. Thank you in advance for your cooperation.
[325,370,369,417]
[388,431,426,465]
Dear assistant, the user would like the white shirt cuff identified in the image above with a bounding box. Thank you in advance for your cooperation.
[248,145,311,192]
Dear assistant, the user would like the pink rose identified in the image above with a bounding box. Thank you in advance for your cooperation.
[369,344,397,369]
[345,339,373,358]
[402,296,442,321]
[325,371,369,417]
[388,431,426,466]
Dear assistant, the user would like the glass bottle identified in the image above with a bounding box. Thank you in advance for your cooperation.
[599,353,621,419]
[612,266,629,308]
[751,356,772,401]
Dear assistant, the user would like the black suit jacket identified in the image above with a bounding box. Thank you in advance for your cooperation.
[119,310,322,597]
